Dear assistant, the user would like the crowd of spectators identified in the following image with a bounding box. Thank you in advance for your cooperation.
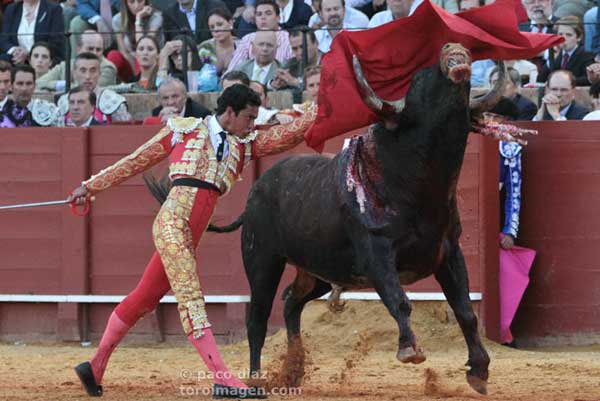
[0,0,600,127]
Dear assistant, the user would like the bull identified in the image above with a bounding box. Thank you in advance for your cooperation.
[167,43,526,394]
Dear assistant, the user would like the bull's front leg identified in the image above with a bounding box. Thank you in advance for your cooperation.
[435,241,490,395]
[365,237,426,364]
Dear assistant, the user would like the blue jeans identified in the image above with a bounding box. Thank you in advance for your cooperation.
[584,6,599,56]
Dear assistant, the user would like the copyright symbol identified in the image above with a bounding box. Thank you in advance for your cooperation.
[180,369,192,380]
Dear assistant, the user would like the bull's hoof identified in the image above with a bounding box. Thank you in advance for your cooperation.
[466,374,488,395]
[396,346,426,364]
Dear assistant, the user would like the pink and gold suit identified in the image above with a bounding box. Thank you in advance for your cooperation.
[82,103,317,338]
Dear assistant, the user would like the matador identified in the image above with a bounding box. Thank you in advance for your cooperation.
[69,84,317,399]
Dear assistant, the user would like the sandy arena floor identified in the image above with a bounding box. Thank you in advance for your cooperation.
[1,301,600,401]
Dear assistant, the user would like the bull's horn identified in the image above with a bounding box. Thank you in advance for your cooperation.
[353,55,405,115]
[469,60,506,113]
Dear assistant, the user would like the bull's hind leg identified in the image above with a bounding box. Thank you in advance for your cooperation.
[434,242,490,395]
[245,251,286,375]
[280,270,331,387]
[366,237,426,364]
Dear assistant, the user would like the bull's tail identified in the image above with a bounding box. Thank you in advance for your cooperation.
[207,215,244,233]
[143,172,171,205]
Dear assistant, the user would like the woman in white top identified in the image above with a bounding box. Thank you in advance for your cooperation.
[106,0,163,82]
[0,0,65,63]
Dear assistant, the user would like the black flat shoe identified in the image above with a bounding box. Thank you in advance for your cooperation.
[212,383,267,399]
[74,361,103,397]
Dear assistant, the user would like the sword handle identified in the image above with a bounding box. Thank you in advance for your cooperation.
[70,197,91,216]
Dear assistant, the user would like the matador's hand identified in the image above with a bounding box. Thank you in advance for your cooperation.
[67,185,90,205]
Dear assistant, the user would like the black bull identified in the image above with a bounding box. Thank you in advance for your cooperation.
[206,48,507,395]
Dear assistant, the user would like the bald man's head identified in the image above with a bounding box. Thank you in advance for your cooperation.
[252,31,277,66]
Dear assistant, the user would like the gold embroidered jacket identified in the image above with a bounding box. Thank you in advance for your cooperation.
[82,102,317,196]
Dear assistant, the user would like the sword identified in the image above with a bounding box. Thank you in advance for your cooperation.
[0,199,71,210]
[0,197,92,216]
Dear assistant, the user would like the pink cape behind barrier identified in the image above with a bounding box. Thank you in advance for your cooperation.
[499,245,536,343]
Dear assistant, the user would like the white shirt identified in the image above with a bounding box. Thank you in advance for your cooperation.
[308,7,369,29]
[0,96,8,110]
[179,0,198,33]
[315,22,359,53]
[368,10,393,28]
[17,0,40,52]
[280,0,294,24]
[583,110,600,120]
[208,115,229,159]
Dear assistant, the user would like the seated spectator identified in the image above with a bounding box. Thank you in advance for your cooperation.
[308,0,368,30]
[162,0,226,44]
[270,28,319,100]
[519,0,557,33]
[57,52,132,124]
[0,0,65,63]
[132,36,159,90]
[198,7,239,76]
[239,0,312,34]
[368,0,412,28]
[518,0,558,74]
[69,0,120,56]
[144,77,211,124]
[29,42,54,81]
[36,30,117,92]
[315,0,366,53]
[108,0,163,82]
[277,0,313,29]
[220,70,250,89]
[226,0,293,73]
[583,81,600,120]
[538,16,594,86]
[249,79,277,123]
[0,61,11,112]
[489,66,537,121]
[66,86,102,126]
[533,69,589,120]
[250,80,268,106]
[304,65,320,101]
[0,64,35,127]
[234,31,280,86]
[157,35,203,86]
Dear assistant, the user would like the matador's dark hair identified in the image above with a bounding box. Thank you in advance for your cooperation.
[216,84,261,116]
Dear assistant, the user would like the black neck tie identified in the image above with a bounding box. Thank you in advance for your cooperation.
[216,131,227,161]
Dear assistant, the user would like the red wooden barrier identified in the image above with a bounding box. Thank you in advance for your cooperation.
[0,126,497,342]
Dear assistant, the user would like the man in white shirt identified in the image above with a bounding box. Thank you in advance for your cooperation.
[315,0,361,53]
[308,0,368,29]
[234,31,281,86]
[368,0,412,28]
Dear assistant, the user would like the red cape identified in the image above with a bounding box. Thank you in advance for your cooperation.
[305,0,563,152]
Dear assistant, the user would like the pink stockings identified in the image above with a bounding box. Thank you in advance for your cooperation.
[89,251,246,388]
